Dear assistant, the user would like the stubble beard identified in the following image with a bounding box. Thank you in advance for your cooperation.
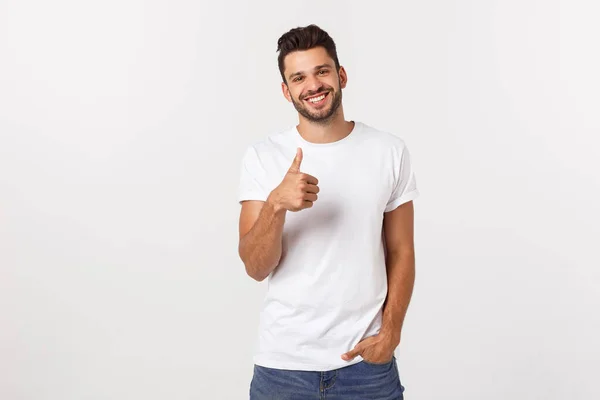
[291,85,343,126]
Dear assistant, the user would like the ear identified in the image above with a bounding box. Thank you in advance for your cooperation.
[338,66,348,89]
[281,82,292,102]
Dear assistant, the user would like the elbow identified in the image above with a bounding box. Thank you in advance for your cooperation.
[244,262,270,282]
[242,256,278,282]
[238,242,280,282]
[239,252,270,282]
[249,271,268,282]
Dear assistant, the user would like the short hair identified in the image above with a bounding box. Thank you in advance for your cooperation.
[276,24,340,83]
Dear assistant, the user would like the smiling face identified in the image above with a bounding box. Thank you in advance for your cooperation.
[281,46,347,124]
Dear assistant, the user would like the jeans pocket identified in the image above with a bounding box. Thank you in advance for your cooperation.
[361,355,395,366]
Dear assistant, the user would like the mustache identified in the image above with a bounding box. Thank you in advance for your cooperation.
[301,88,332,100]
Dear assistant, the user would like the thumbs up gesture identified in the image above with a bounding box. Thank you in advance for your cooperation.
[268,148,320,212]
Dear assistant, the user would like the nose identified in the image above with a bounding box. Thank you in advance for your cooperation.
[304,74,323,93]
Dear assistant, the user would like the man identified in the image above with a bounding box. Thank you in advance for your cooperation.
[237,24,419,399]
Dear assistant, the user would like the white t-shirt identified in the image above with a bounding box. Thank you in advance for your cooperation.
[237,121,419,371]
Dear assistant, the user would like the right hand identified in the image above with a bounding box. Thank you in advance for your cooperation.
[268,148,320,212]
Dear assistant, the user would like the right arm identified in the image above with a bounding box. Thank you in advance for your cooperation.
[238,197,287,282]
[238,147,319,281]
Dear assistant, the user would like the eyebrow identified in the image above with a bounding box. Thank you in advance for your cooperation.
[287,63,335,81]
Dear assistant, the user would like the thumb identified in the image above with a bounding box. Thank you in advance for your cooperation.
[341,345,362,361]
[288,147,303,173]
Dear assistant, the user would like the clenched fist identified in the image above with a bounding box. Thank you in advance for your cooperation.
[268,148,320,212]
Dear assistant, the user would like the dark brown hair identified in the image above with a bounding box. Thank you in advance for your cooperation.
[276,24,340,83]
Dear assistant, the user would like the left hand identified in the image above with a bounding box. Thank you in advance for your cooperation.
[341,332,399,363]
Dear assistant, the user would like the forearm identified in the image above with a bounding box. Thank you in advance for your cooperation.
[380,250,416,344]
[239,197,287,281]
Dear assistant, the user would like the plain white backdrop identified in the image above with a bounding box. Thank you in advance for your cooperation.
[1,0,599,399]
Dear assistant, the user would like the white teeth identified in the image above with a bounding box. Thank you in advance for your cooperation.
[308,94,326,103]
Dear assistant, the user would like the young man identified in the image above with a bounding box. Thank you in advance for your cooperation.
[237,24,419,399]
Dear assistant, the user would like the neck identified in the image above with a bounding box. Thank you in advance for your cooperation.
[296,108,354,144]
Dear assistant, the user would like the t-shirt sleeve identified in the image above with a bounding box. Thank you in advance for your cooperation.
[384,143,420,212]
[237,145,269,203]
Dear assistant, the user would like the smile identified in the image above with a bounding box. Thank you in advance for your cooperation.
[304,92,329,105]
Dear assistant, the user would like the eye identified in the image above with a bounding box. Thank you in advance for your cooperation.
[318,69,328,75]
[293,76,304,82]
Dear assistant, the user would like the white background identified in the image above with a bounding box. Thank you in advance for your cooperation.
[1,1,599,399]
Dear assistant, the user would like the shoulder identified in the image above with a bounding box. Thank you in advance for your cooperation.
[243,126,295,158]
[356,122,410,152]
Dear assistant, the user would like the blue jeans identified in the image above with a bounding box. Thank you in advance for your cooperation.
[249,356,405,399]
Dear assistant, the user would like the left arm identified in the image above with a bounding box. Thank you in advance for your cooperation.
[379,200,416,346]
[341,200,416,362]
